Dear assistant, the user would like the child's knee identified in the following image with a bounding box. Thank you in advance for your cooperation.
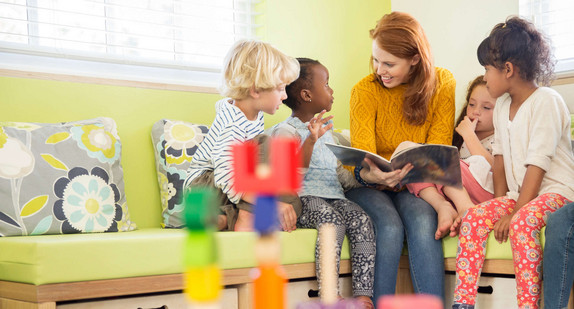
[236,200,254,213]
[322,209,345,225]
[461,209,478,224]
[509,211,544,238]
[355,212,374,228]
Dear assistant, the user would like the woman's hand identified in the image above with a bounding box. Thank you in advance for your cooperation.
[361,158,413,188]
[307,110,334,142]
[277,201,297,232]
[455,116,477,140]
[493,214,512,243]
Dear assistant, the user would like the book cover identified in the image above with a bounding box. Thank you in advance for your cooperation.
[325,142,462,187]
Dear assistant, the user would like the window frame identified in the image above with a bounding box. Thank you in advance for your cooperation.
[519,0,574,80]
[0,0,260,92]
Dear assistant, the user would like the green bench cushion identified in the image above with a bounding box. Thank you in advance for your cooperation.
[0,226,546,285]
[0,228,349,285]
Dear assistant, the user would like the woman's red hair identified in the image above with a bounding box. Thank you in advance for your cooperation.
[370,12,436,126]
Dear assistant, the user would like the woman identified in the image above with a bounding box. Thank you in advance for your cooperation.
[345,11,456,302]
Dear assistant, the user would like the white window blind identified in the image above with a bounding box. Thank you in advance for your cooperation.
[519,0,574,75]
[0,0,260,89]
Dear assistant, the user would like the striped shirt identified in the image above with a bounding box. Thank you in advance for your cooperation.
[185,98,264,204]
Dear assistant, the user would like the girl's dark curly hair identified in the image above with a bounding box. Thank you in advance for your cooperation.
[477,16,555,86]
[283,58,321,110]
[452,75,486,150]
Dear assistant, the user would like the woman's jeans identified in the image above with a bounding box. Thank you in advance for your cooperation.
[544,202,574,309]
[346,187,445,302]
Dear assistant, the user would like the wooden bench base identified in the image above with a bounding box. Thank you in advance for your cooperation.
[2,258,573,308]
[0,261,350,309]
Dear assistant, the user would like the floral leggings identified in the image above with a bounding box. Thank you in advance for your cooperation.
[454,193,571,309]
[298,196,376,297]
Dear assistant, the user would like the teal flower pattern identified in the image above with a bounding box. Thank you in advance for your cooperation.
[53,167,122,233]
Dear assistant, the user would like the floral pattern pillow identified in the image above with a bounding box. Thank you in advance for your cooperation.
[151,119,208,228]
[0,118,136,236]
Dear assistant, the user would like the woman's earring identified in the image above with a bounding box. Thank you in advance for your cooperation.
[308,99,312,103]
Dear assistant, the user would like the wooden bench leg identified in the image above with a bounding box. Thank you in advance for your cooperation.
[396,266,414,294]
[0,298,56,309]
[237,283,253,309]
[396,256,415,294]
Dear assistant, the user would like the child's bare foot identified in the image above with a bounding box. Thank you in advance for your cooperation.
[355,296,375,309]
[435,203,458,240]
[449,215,463,237]
[234,209,254,232]
[449,204,474,237]
[217,214,227,231]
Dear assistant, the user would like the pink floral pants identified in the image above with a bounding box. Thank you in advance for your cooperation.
[454,193,571,309]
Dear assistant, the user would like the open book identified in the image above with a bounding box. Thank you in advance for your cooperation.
[325,141,462,187]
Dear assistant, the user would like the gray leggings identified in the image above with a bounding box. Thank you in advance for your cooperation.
[298,196,376,297]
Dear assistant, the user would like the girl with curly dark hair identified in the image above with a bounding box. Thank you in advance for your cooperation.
[452,16,574,309]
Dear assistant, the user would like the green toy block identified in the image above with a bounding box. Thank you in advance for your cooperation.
[184,188,217,231]
[184,230,217,267]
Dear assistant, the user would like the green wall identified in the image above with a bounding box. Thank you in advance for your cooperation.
[257,0,391,129]
[0,78,221,228]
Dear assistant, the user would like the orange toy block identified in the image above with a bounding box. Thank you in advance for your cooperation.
[252,263,287,309]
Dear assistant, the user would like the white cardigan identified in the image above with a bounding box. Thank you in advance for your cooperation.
[492,87,574,202]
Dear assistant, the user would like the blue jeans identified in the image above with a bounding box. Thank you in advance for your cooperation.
[345,187,445,302]
[544,202,574,309]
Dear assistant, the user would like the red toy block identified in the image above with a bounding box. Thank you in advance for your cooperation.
[232,137,301,195]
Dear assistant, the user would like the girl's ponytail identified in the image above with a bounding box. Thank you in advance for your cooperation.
[477,16,555,86]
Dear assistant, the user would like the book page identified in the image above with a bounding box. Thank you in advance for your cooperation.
[324,143,392,172]
[390,143,462,187]
[390,141,422,161]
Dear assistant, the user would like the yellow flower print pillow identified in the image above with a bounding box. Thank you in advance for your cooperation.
[151,119,208,228]
[0,118,136,236]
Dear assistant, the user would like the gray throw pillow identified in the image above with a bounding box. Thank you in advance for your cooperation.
[151,119,209,228]
[0,118,136,236]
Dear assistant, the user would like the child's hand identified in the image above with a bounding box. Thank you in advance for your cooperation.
[307,110,334,142]
[493,214,512,243]
[277,201,297,232]
[455,116,478,139]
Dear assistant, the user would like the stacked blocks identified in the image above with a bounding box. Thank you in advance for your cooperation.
[232,137,301,309]
[183,188,221,306]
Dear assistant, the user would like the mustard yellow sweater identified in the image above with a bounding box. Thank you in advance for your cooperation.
[350,67,456,160]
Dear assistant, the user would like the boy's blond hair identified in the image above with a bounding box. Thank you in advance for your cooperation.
[220,40,300,100]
